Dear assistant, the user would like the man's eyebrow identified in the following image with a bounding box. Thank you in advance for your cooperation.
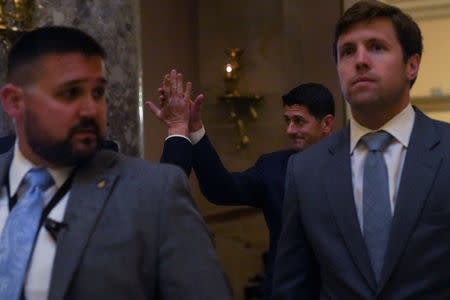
[97,78,108,85]
[338,41,354,50]
[57,77,108,88]
[366,37,388,45]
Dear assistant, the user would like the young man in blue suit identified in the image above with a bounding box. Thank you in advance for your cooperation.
[0,26,231,300]
[147,74,335,299]
[274,1,450,299]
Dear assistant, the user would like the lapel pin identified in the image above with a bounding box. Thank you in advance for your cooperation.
[97,180,106,189]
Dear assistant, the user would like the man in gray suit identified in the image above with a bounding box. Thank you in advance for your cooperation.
[0,26,231,299]
[274,1,450,299]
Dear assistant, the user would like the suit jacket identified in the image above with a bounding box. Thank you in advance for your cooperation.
[161,135,295,298]
[274,109,450,299]
[0,135,15,154]
[0,149,231,300]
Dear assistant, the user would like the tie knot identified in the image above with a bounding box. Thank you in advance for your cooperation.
[23,168,54,191]
[361,131,393,152]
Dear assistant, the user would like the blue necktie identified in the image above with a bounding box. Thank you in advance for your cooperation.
[362,131,393,284]
[0,168,54,300]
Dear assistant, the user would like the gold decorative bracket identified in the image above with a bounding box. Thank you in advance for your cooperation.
[219,94,262,150]
[0,0,34,47]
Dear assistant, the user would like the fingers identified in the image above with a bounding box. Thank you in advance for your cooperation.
[163,74,170,97]
[192,94,204,111]
[176,73,183,96]
[158,87,166,107]
[184,82,192,103]
[145,101,162,119]
[170,69,177,98]
[194,94,204,104]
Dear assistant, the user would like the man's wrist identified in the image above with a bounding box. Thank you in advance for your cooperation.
[189,126,205,145]
[189,121,203,133]
[168,124,189,137]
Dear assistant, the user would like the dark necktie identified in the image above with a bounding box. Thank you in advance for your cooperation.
[361,131,393,283]
[0,168,54,300]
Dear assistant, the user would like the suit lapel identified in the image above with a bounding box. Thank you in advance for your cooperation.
[0,150,13,187]
[325,128,377,292]
[378,109,442,291]
[48,152,120,300]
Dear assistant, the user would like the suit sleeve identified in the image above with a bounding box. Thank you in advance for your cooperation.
[192,135,265,207]
[157,166,232,300]
[160,136,193,176]
[273,155,320,300]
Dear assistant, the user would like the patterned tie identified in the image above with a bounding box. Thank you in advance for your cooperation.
[362,131,393,284]
[0,168,54,300]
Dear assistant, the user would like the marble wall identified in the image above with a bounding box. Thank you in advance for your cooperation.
[0,0,142,156]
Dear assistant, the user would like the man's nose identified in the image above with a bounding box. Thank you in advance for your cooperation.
[355,47,370,71]
[286,121,295,135]
[79,95,98,117]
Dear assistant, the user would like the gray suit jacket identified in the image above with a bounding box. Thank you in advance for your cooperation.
[274,109,450,299]
[0,150,231,300]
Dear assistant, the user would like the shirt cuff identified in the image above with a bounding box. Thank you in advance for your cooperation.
[165,134,192,144]
[189,126,205,145]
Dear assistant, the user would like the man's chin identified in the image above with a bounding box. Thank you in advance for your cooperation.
[291,143,305,152]
[72,140,100,156]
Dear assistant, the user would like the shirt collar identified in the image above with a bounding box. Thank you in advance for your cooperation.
[9,142,73,196]
[350,104,415,154]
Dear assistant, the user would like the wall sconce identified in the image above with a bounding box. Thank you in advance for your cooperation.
[0,0,34,52]
[219,48,262,150]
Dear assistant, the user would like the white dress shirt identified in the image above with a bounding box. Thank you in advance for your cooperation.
[0,143,72,300]
[350,104,415,232]
[165,126,205,145]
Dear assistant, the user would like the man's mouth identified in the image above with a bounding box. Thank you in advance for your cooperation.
[74,130,97,137]
[290,136,303,142]
[69,119,100,141]
[71,126,100,143]
[352,76,375,87]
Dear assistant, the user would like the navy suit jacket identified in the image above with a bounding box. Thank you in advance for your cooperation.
[161,135,295,298]
[274,109,450,299]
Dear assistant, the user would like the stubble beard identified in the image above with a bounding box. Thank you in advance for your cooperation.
[25,112,104,166]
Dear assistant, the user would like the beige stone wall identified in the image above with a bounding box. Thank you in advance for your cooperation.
[412,17,450,98]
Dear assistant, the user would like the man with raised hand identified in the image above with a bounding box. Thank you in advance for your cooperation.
[147,71,334,299]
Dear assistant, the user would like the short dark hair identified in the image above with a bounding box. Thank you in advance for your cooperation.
[7,26,106,84]
[333,1,422,80]
[282,83,335,119]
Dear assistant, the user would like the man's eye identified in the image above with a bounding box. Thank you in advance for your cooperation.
[340,47,354,57]
[60,87,81,100]
[370,43,384,52]
[293,118,303,125]
[92,87,105,100]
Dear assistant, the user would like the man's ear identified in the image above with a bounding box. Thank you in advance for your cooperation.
[1,84,25,120]
[321,114,334,136]
[406,53,420,82]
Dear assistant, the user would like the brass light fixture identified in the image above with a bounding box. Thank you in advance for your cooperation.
[219,48,262,150]
[0,0,34,51]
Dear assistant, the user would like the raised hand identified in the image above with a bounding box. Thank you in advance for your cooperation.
[189,92,204,132]
[146,69,191,136]
[151,70,204,134]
